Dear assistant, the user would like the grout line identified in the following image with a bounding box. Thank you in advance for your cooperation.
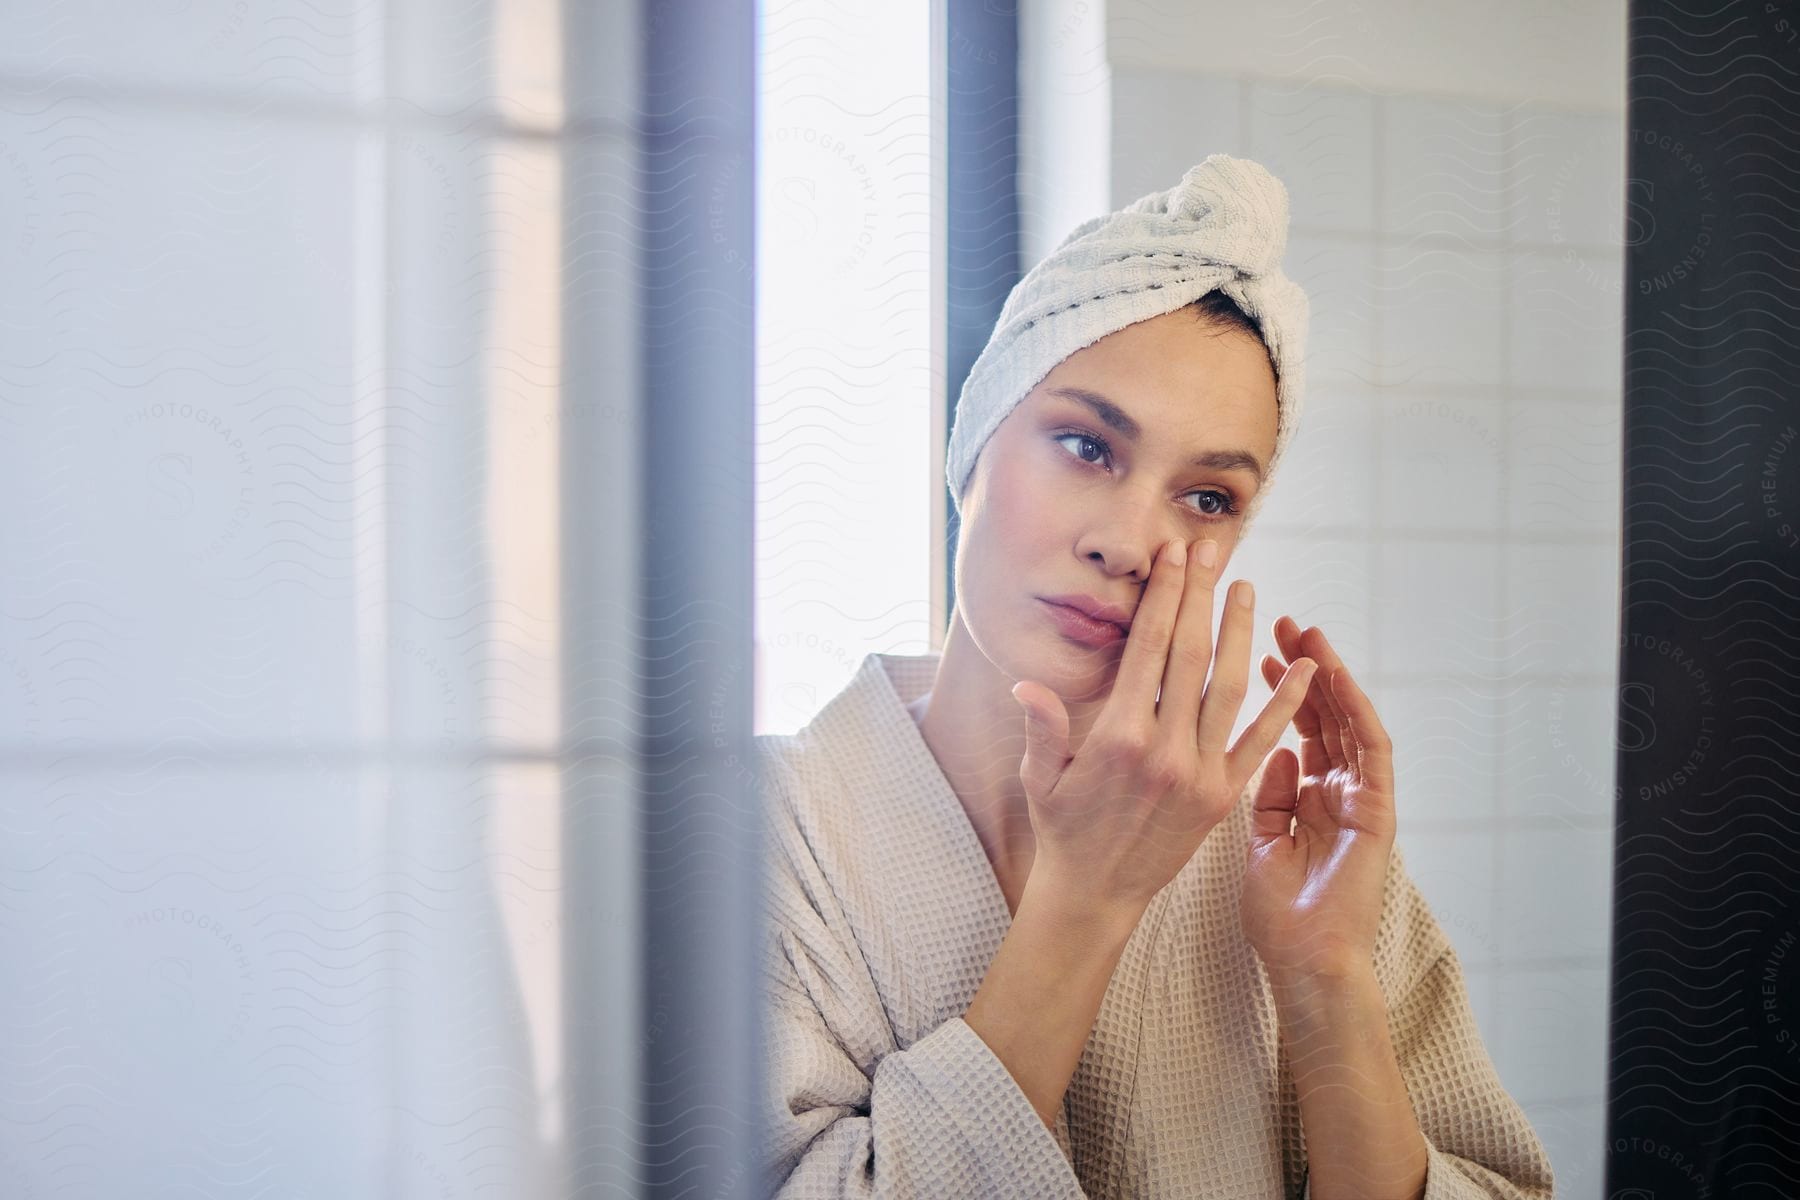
[1513,1093,1608,1110]
[0,73,618,141]
[1492,97,1520,1030]
[0,745,607,768]
[1105,60,1627,124]
[1403,815,1616,833]
[1285,225,1623,258]
[1251,526,1618,544]
[1369,91,1386,686]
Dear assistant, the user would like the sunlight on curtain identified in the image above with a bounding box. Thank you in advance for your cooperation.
[754,0,935,736]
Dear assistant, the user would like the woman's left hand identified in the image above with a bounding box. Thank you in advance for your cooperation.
[1240,616,1397,983]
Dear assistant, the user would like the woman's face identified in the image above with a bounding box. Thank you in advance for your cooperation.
[954,306,1281,702]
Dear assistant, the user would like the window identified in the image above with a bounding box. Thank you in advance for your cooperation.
[754,0,938,734]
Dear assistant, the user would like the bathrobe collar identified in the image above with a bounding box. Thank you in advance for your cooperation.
[800,650,1017,1041]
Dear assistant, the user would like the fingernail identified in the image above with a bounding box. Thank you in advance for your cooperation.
[1235,580,1254,608]
[1198,540,1219,568]
[1167,538,1186,567]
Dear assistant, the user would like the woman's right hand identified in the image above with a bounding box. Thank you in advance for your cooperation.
[1012,536,1318,914]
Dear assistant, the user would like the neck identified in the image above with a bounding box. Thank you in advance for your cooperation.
[911,609,1112,911]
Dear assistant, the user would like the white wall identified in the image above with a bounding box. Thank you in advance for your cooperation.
[1023,2,1626,1196]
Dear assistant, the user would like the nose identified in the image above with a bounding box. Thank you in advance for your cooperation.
[1075,487,1184,584]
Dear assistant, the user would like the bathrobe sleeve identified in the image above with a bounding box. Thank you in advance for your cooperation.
[1296,845,1557,1200]
[759,756,1088,1199]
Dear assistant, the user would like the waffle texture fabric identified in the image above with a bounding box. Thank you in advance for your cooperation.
[944,154,1311,537]
[758,651,1556,1199]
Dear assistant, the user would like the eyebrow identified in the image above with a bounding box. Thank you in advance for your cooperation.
[1046,386,1267,487]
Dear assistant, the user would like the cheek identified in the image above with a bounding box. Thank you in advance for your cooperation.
[961,457,1058,579]
[982,461,1061,546]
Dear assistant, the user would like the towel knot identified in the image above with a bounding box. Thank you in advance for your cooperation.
[1155,156,1291,279]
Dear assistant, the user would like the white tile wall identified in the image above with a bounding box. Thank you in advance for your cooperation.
[1109,70,1241,203]
[1247,384,1380,536]
[0,2,379,102]
[1499,680,1619,824]
[1380,94,1510,244]
[1498,826,1616,960]
[1109,57,1623,1186]
[1509,249,1626,390]
[1225,534,1377,686]
[1283,233,1383,386]
[0,757,574,1195]
[1376,539,1506,677]
[1399,829,1503,966]
[1377,387,1509,531]
[1494,963,1613,1102]
[1244,81,1378,234]
[1377,244,1509,387]
[1507,397,1623,535]
[0,102,364,370]
[1506,107,1628,250]
[1504,540,1624,679]
[0,3,637,1193]
[1381,681,1506,825]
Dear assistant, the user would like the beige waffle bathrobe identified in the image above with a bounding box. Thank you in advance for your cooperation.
[758,651,1556,1199]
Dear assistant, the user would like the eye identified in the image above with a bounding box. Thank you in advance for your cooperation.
[1052,429,1243,520]
[1051,431,1109,466]
[1184,489,1242,518]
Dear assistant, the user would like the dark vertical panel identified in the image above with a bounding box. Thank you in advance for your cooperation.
[1610,2,1800,1195]
[944,0,1021,619]
[638,2,760,1198]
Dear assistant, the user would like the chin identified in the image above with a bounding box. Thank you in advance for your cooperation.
[1016,615,1124,700]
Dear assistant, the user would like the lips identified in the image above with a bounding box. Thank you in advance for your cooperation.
[1040,593,1135,633]
[1040,598,1130,647]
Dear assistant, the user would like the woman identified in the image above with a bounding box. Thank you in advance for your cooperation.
[757,156,1555,1199]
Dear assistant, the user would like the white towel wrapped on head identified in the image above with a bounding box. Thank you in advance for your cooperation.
[945,153,1310,535]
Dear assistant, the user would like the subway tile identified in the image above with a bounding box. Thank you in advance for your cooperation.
[1379,682,1504,825]
[1498,681,1618,824]
[1110,68,1242,203]
[0,755,589,1195]
[1493,964,1611,1105]
[389,0,580,126]
[1507,397,1622,535]
[0,2,379,105]
[1247,385,1378,536]
[0,112,630,755]
[1509,250,1625,392]
[1284,234,1381,386]
[1503,541,1622,681]
[0,103,364,369]
[1397,831,1503,969]
[1375,387,1508,532]
[1375,540,1503,679]
[1377,244,1506,387]
[0,99,373,753]
[1222,533,1373,744]
[1381,93,1509,243]
[1498,826,1614,961]
[1506,107,1626,250]
[1246,80,1377,235]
